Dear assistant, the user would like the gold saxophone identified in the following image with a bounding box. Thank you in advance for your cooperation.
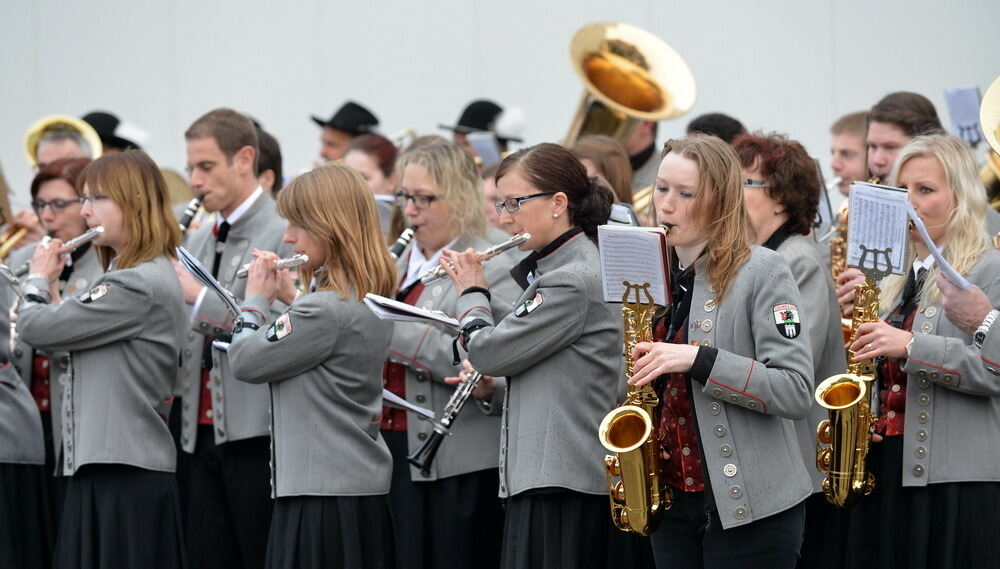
[598,280,672,535]
[814,244,891,507]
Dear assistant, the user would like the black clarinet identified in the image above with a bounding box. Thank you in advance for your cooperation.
[407,370,483,475]
[388,226,417,260]
[178,195,204,236]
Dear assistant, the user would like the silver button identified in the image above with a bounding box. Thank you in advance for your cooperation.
[918,412,929,424]
[713,424,726,437]
[913,464,925,477]
[891,384,901,393]
[701,319,713,332]
[942,374,953,385]
[415,394,426,403]
[670,388,678,397]
[746,400,759,410]
[887,410,896,419]
[711,388,724,399]
[918,370,928,379]
[723,463,738,477]
[681,447,691,456]
[231,256,241,266]
[916,429,928,441]
[929,372,940,381]
[918,378,930,389]
[924,306,937,318]
[729,485,743,499]
[701,339,713,347]
[920,323,933,334]
[417,432,428,441]
[719,444,732,457]
[677,417,686,426]
[432,286,442,297]
[728,394,740,404]
[422,301,434,310]
[915,446,926,458]
[704,299,717,312]
[708,402,722,415]
[685,477,694,486]
[734,507,747,520]
[918,394,930,406]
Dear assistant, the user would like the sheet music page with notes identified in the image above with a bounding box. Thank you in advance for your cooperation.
[846,182,909,276]
[598,225,669,305]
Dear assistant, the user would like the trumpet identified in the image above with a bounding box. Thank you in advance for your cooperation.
[407,370,484,475]
[421,233,530,285]
[236,254,309,279]
[178,195,204,237]
[388,225,417,260]
[14,227,104,278]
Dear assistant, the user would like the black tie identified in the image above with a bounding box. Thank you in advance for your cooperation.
[890,267,927,328]
[204,221,231,372]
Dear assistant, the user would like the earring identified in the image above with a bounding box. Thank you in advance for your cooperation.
[552,213,559,219]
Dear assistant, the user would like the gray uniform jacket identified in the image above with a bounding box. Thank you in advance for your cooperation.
[177,194,290,452]
[0,285,44,465]
[18,255,186,475]
[631,149,659,191]
[983,324,1000,376]
[456,230,623,498]
[230,292,393,498]
[9,244,103,469]
[896,249,1000,487]
[681,247,815,529]
[387,233,521,482]
[775,234,847,492]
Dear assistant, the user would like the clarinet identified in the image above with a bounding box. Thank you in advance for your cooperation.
[236,253,309,278]
[388,226,417,260]
[0,262,26,353]
[407,370,484,475]
[14,227,104,278]
[420,233,529,285]
[178,195,204,236]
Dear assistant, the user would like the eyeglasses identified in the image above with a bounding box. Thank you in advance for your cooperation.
[394,191,441,210]
[743,179,770,188]
[80,195,110,206]
[494,192,555,216]
[31,198,82,214]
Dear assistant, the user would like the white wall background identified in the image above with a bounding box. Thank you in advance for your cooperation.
[2,0,998,206]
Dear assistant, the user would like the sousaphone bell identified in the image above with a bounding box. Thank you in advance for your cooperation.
[23,114,103,169]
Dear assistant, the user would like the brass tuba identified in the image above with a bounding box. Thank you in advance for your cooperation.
[564,22,696,148]
[23,115,103,169]
[814,245,893,507]
[598,278,672,535]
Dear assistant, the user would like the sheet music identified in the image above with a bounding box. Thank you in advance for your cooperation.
[904,203,972,290]
[176,246,241,318]
[845,183,909,276]
[598,225,668,305]
[944,86,983,146]
[382,389,435,420]
[364,293,459,329]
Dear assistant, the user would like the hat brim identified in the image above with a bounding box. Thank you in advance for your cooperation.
[437,124,522,142]
[104,135,139,150]
[311,115,331,129]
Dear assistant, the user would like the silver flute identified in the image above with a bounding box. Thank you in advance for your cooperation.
[421,233,530,285]
[236,253,309,278]
[388,225,417,260]
[14,226,105,278]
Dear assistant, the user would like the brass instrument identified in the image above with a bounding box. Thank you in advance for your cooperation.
[388,226,417,260]
[14,227,104,278]
[420,233,530,285]
[564,22,696,147]
[815,244,894,507]
[598,279,671,535]
[0,226,30,260]
[23,115,103,169]
[236,254,309,279]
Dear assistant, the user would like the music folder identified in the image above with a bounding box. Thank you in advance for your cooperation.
[598,224,671,306]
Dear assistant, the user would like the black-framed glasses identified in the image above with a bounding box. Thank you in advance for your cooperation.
[743,178,770,188]
[31,198,82,214]
[494,192,555,215]
[394,191,441,210]
[80,195,110,206]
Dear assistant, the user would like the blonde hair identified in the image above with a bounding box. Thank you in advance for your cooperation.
[661,135,752,302]
[277,164,395,300]
[879,134,989,312]
[395,139,486,239]
[77,151,181,270]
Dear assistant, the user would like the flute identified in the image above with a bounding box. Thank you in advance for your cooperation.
[421,233,530,285]
[407,370,483,475]
[236,253,309,278]
[389,225,417,260]
[14,227,104,278]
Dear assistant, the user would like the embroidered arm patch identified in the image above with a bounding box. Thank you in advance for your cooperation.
[266,312,293,342]
[773,303,800,339]
[80,284,109,304]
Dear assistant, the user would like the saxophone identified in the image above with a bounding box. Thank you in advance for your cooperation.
[814,244,891,507]
[598,280,672,535]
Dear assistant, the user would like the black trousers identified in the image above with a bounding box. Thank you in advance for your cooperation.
[0,463,52,569]
[649,490,804,569]
[501,490,609,569]
[185,426,273,569]
[383,430,503,569]
[40,409,68,530]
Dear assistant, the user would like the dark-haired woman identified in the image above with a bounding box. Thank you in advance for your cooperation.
[18,150,187,568]
[733,132,846,569]
[630,135,814,569]
[442,142,621,569]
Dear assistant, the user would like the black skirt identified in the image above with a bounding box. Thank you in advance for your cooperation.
[0,462,53,569]
[843,436,1000,569]
[53,463,185,569]
[501,490,609,569]
[264,495,394,569]
[383,430,504,569]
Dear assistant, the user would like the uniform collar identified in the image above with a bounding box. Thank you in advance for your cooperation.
[509,227,584,289]
[216,186,264,229]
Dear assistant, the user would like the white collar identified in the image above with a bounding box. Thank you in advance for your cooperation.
[216,186,264,228]
[912,254,936,273]
[402,237,459,289]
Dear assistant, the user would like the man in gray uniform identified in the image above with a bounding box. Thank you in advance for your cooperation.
[937,274,1000,375]
[173,108,289,569]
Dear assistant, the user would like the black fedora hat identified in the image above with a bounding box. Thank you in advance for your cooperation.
[311,101,379,137]
[82,111,142,150]
[439,99,523,143]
